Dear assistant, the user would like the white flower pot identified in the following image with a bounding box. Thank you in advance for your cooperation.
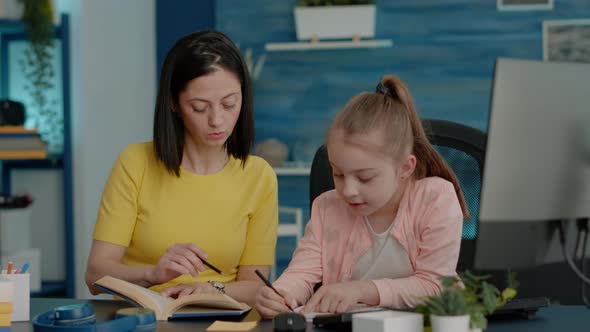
[0,0,58,23]
[293,5,376,41]
[0,0,23,20]
[430,314,470,332]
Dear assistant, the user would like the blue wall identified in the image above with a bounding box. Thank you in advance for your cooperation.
[156,0,215,77]
[158,0,590,277]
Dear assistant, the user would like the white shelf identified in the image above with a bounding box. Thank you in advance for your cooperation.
[273,167,311,176]
[265,39,393,51]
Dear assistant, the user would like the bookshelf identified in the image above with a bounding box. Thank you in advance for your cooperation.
[0,14,73,298]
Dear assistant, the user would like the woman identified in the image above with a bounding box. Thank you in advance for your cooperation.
[85,31,278,304]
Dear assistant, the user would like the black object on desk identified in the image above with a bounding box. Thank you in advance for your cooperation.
[273,312,306,332]
[312,312,355,330]
[489,297,550,320]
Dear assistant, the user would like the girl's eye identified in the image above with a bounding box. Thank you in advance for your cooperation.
[193,108,206,113]
[223,104,236,110]
[359,177,374,183]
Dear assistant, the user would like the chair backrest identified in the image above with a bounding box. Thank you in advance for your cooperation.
[308,118,486,271]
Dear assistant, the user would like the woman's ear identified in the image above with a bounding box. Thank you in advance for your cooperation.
[399,154,416,179]
[170,97,179,114]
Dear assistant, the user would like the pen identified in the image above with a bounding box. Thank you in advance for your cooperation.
[20,263,30,274]
[254,269,295,312]
[199,257,224,275]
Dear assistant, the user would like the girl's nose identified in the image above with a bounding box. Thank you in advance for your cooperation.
[341,178,359,198]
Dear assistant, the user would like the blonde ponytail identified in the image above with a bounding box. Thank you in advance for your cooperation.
[381,76,471,220]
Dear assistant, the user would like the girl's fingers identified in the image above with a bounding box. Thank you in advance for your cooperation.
[259,290,291,313]
[327,298,340,313]
[302,290,322,313]
[335,300,350,314]
[318,296,332,313]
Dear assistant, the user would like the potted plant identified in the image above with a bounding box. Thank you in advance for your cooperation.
[19,0,61,151]
[294,0,376,41]
[416,271,518,332]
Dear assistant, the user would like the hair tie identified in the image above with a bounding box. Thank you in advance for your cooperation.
[376,82,393,98]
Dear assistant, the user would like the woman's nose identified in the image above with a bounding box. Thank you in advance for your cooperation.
[208,108,223,127]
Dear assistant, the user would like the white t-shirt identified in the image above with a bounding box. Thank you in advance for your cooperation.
[351,216,414,280]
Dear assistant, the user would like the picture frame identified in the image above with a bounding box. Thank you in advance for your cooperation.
[543,19,590,63]
[497,0,553,11]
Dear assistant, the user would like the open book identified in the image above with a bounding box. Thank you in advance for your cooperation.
[93,276,251,320]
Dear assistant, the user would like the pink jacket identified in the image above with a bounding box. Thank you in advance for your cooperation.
[273,177,463,308]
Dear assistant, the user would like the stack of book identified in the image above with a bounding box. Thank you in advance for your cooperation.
[0,126,47,159]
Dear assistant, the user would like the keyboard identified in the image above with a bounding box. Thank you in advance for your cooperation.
[489,297,550,320]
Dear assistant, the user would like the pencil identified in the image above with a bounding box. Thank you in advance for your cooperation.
[200,258,224,275]
[254,269,295,312]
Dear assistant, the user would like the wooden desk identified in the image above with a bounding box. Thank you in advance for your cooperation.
[12,298,590,331]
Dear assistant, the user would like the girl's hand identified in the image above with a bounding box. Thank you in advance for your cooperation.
[160,282,219,298]
[302,281,371,314]
[149,243,209,285]
[255,286,298,319]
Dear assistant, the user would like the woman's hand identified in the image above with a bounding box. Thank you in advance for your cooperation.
[148,243,209,285]
[255,286,298,319]
[302,281,377,314]
[160,282,219,299]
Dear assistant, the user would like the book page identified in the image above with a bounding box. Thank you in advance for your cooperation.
[94,276,173,318]
[164,292,250,317]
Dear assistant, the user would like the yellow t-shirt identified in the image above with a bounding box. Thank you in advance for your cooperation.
[93,142,278,293]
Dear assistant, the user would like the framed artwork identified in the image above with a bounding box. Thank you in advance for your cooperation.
[497,0,553,11]
[543,19,590,63]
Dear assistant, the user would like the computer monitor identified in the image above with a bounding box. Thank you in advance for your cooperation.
[475,58,590,271]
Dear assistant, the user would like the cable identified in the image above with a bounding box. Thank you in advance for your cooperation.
[579,219,589,306]
[558,220,590,285]
[574,226,582,261]
[582,231,589,306]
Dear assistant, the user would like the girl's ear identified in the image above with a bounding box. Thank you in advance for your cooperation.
[399,154,416,179]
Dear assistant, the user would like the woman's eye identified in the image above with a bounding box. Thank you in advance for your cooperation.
[223,104,236,110]
[192,108,206,113]
[333,173,343,178]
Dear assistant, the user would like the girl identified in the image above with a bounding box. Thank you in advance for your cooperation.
[255,75,469,318]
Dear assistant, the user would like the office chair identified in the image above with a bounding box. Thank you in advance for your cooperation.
[309,118,486,271]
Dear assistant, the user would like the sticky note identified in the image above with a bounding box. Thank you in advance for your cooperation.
[206,320,258,331]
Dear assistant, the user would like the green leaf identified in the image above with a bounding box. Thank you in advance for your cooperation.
[502,288,517,301]
[470,310,488,329]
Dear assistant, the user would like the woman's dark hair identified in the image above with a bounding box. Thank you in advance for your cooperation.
[153,30,254,176]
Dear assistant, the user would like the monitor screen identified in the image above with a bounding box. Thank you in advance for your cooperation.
[475,58,590,270]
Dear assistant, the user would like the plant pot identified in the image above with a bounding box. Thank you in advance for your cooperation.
[430,314,470,332]
[293,5,376,41]
[0,0,23,20]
